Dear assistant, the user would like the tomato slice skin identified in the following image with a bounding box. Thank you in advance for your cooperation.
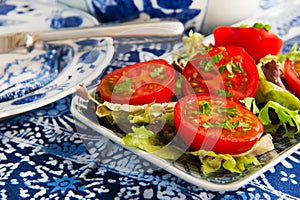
[284,59,300,98]
[182,46,259,102]
[99,59,176,105]
[213,26,283,63]
[174,94,264,154]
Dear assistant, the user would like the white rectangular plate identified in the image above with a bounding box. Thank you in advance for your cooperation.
[70,1,300,192]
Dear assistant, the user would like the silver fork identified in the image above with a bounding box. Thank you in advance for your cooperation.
[0,19,184,54]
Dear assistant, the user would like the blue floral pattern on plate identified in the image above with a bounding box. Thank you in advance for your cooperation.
[0,37,114,119]
[0,4,16,15]
[0,0,113,119]
[0,46,60,102]
[0,0,99,35]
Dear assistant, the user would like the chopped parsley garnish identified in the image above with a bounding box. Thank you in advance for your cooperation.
[200,101,212,115]
[198,57,215,72]
[217,107,238,117]
[114,78,133,93]
[212,52,223,63]
[191,101,212,115]
[226,81,232,88]
[217,89,233,98]
[203,119,252,131]
[198,52,223,72]
[219,60,244,78]
[150,67,164,77]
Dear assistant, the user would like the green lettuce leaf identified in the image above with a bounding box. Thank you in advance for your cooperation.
[258,101,300,138]
[253,53,300,137]
[123,125,270,175]
[256,44,300,110]
[240,97,260,114]
[122,126,185,160]
[96,101,175,126]
[173,30,206,68]
[188,150,260,175]
[182,30,206,58]
[255,79,300,110]
[243,97,300,138]
[122,126,162,152]
[256,56,300,108]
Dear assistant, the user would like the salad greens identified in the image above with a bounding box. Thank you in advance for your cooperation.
[256,58,300,110]
[123,126,163,152]
[173,30,207,68]
[96,101,175,126]
[188,150,259,175]
[122,126,271,175]
[259,101,300,138]
[90,31,300,175]
[253,44,300,138]
[95,98,273,175]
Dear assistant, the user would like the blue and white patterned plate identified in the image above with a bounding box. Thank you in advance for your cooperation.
[0,0,99,35]
[0,0,115,119]
[71,0,300,192]
[0,37,114,119]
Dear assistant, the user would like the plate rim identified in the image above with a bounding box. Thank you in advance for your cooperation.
[0,37,114,119]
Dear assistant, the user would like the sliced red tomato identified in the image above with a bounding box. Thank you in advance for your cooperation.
[284,59,300,98]
[174,94,264,154]
[213,25,283,63]
[182,46,259,102]
[99,59,176,105]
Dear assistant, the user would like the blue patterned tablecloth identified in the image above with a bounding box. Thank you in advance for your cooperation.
[0,36,299,200]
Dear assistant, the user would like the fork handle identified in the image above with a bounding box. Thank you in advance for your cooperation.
[36,19,184,41]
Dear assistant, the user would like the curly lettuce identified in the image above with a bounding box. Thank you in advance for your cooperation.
[122,126,183,160]
[173,30,206,68]
[123,126,163,152]
[243,96,300,138]
[122,126,273,175]
[253,45,300,138]
[96,101,175,126]
[188,150,260,175]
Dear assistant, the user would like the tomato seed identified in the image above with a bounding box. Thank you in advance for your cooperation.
[294,61,300,77]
